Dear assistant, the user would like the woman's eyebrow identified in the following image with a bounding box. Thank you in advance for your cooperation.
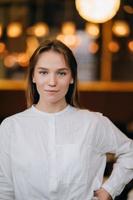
[57,68,69,71]
[36,67,48,70]
[36,67,70,71]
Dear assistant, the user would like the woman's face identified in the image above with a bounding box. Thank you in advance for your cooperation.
[32,50,73,106]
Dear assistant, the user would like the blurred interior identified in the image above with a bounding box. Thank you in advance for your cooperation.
[0,0,133,199]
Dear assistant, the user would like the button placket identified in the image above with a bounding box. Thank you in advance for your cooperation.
[48,116,58,192]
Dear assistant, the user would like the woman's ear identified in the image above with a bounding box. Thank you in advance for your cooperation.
[70,78,74,84]
[32,76,35,83]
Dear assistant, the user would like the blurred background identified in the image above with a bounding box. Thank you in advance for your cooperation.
[0,0,133,199]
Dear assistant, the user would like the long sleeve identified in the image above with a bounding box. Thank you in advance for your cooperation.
[0,119,15,200]
[98,115,133,199]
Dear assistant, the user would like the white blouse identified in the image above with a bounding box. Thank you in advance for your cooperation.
[0,105,133,200]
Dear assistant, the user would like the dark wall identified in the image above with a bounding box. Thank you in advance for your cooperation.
[79,91,133,123]
[0,90,27,121]
[0,90,133,123]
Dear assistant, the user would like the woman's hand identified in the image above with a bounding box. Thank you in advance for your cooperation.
[94,188,112,200]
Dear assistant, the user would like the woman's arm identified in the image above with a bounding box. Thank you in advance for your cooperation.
[96,115,133,200]
[0,119,15,199]
[0,160,15,200]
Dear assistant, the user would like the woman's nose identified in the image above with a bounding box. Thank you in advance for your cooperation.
[48,74,57,87]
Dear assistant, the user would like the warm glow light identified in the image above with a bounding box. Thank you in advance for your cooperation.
[85,23,100,38]
[75,0,120,23]
[108,41,120,52]
[112,20,130,37]
[63,35,78,48]
[128,41,133,52]
[26,36,39,57]
[4,54,17,68]
[0,23,3,38]
[0,42,6,54]
[57,34,78,49]
[56,34,65,43]
[33,22,49,37]
[88,42,99,53]
[7,22,22,38]
[123,5,133,14]
[17,53,29,67]
[57,22,79,49]
[61,22,76,35]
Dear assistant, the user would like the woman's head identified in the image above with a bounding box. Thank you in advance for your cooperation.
[26,39,79,107]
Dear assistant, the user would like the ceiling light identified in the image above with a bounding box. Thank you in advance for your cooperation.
[75,0,120,23]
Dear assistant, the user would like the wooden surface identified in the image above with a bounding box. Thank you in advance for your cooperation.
[0,80,27,90]
[78,81,133,92]
[1,80,133,92]
[100,21,112,81]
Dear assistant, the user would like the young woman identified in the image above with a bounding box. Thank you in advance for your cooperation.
[0,39,133,200]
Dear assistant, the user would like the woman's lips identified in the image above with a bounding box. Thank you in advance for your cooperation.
[45,90,59,92]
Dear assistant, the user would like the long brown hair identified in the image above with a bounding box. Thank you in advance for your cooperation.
[26,39,80,107]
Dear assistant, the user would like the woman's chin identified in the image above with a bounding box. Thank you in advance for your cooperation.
[43,97,63,105]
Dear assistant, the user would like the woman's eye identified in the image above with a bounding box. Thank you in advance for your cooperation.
[39,71,48,75]
[58,71,66,76]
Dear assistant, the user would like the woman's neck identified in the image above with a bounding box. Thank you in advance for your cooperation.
[35,100,68,113]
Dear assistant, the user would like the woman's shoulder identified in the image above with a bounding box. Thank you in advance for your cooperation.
[74,106,102,115]
[72,106,103,121]
[0,107,33,126]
